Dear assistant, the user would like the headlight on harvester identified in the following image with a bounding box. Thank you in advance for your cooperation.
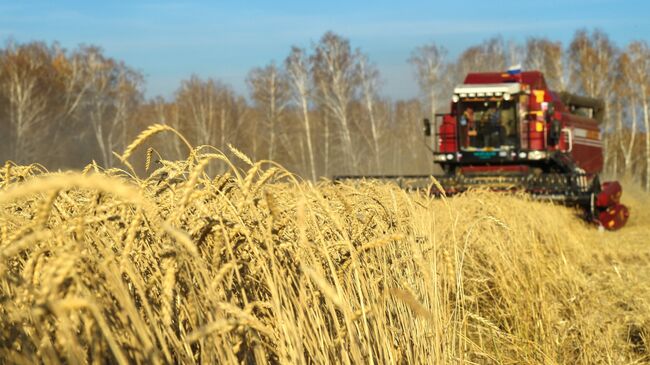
[527,151,547,160]
[446,154,454,160]
[433,154,447,162]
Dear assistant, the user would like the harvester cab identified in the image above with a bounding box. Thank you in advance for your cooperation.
[428,70,629,230]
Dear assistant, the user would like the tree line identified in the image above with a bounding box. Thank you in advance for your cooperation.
[0,29,648,189]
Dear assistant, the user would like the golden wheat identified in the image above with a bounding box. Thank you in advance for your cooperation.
[0,127,649,364]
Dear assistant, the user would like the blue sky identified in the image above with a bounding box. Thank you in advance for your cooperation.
[2,0,648,100]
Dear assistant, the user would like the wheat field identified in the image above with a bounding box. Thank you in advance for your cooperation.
[1,126,649,364]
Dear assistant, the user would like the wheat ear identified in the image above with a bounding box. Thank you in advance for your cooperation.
[121,124,192,162]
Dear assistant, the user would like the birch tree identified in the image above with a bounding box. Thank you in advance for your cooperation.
[0,42,52,163]
[524,37,566,90]
[457,37,506,75]
[625,41,650,190]
[176,76,222,147]
[569,29,617,174]
[568,29,616,98]
[79,46,143,167]
[443,37,507,92]
[392,99,429,174]
[286,46,317,180]
[246,62,290,162]
[408,43,446,120]
[357,53,383,171]
[311,32,359,172]
[614,51,638,176]
[152,96,184,159]
[175,76,247,165]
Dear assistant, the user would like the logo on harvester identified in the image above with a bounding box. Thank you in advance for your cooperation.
[473,151,497,159]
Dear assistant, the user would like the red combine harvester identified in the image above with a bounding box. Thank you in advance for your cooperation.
[335,69,629,230]
[425,70,628,229]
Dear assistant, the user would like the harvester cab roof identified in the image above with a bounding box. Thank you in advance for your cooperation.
[453,82,522,101]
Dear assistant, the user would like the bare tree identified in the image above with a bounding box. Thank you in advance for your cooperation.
[625,41,650,190]
[357,53,383,171]
[77,46,142,167]
[0,41,145,167]
[457,37,506,75]
[0,41,95,165]
[0,42,52,163]
[524,38,566,90]
[392,99,429,175]
[568,29,616,98]
[175,76,248,167]
[286,46,317,180]
[51,46,96,151]
[152,96,184,159]
[246,62,290,162]
[408,43,447,120]
[506,39,525,69]
[569,29,618,174]
[614,51,638,177]
[311,32,359,173]
[440,36,507,96]
[176,76,219,147]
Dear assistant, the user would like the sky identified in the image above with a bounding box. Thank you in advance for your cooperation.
[1,0,649,100]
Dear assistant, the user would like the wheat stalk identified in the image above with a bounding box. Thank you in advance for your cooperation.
[228,144,253,166]
[121,124,192,162]
[161,257,176,328]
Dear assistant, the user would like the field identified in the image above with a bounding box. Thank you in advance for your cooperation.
[1,127,649,364]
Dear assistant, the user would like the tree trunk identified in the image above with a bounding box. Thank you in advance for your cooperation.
[338,111,354,172]
[301,97,317,181]
[642,93,650,191]
[269,73,276,162]
[625,97,638,175]
[324,109,330,178]
[363,91,380,172]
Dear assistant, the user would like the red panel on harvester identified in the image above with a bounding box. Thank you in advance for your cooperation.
[439,115,457,152]
[598,203,629,230]
[597,181,622,207]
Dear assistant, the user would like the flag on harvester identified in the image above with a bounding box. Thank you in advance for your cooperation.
[507,64,522,75]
